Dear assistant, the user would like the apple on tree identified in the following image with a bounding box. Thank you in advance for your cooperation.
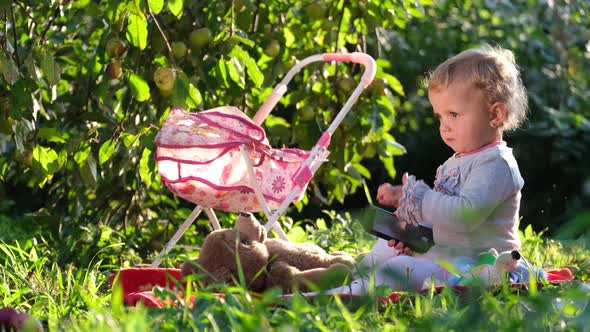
[106,38,127,58]
[305,2,328,21]
[337,76,355,93]
[105,61,122,80]
[172,41,187,59]
[369,78,387,96]
[299,105,315,122]
[264,39,281,57]
[16,150,33,167]
[189,28,212,50]
[153,67,177,93]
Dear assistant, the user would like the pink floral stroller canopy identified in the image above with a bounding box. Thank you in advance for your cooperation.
[156,106,310,212]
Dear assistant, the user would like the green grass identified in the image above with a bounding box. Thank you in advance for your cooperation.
[1,213,590,331]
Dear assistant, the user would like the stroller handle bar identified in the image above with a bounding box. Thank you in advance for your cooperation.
[322,53,377,85]
[252,52,376,126]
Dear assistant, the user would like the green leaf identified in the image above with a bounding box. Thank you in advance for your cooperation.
[379,155,397,179]
[32,145,61,188]
[434,259,461,277]
[229,46,263,86]
[1,54,20,85]
[264,115,291,128]
[167,0,184,18]
[31,146,48,174]
[213,60,229,87]
[127,0,146,18]
[111,2,129,30]
[13,118,34,152]
[380,72,404,96]
[185,77,203,106]
[227,33,254,47]
[349,163,371,179]
[99,139,116,165]
[226,58,245,88]
[127,72,151,102]
[244,57,263,86]
[74,145,91,165]
[382,133,407,156]
[376,94,395,115]
[148,0,163,13]
[139,148,153,187]
[408,7,424,18]
[152,54,168,67]
[0,160,8,180]
[283,27,296,48]
[171,72,202,109]
[58,149,67,170]
[73,0,91,8]
[37,128,67,143]
[126,13,148,50]
[287,226,307,242]
[524,224,533,239]
[24,54,40,81]
[345,164,362,180]
[80,153,98,187]
[121,133,137,148]
[41,53,61,86]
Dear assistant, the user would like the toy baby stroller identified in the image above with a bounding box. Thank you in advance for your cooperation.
[152,53,376,267]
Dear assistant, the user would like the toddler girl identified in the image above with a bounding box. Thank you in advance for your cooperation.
[328,45,544,294]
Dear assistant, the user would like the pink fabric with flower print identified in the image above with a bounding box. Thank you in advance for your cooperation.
[155,106,310,212]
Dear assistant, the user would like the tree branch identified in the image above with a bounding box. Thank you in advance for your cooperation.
[145,4,176,67]
[335,1,346,53]
[230,0,235,37]
[39,5,60,46]
[15,1,37,24]
[10,5,20,66]
[252,0,261,33]
[2,10,7,53]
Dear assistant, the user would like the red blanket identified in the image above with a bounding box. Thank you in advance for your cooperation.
[108,267,575,308]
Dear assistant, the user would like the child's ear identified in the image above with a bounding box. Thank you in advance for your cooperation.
[489,102,508,128]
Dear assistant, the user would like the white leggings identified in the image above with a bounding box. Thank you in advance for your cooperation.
[307,239,448,296]
[373,254,449,291]
[357,239,448,291]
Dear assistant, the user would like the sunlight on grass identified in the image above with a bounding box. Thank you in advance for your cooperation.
[1,213,590,331]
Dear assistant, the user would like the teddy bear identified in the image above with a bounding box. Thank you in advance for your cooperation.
[467,248,521,285]
[453,248,522,286]
[423,248,522,289]
[181,212,356,293]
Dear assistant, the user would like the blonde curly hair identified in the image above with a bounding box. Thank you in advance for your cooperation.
[425,45,528,131]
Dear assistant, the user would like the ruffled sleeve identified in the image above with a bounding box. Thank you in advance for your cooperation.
[396,174,430,225]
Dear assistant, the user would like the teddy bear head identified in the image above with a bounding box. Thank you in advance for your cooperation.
[470,248,521,285]
[180,213,270,292]
[493,249,521,273]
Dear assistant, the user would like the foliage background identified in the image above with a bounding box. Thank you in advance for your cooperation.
[0,0,589,270]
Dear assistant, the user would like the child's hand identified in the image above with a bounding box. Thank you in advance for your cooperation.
[387,239,413,255]
[376,173,408,207]
[376,183,403,207]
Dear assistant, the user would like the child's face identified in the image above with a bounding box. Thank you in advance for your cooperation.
[428,81,500,154]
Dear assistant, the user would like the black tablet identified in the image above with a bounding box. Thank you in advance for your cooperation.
[360,205,434,253]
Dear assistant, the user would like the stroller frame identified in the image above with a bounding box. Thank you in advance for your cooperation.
[152,52,376,267]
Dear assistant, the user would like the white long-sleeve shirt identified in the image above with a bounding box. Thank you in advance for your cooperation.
[397,142,523,261]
